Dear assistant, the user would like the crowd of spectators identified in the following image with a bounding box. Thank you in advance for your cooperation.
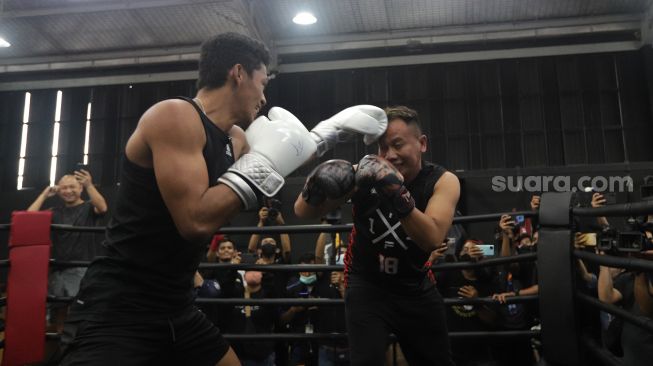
[15,167,653,366]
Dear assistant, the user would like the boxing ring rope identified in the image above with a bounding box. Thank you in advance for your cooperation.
[2,197,652,365]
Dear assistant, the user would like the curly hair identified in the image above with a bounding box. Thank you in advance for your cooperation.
[197,32,270,90]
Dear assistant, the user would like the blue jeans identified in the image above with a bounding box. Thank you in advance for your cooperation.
[242,353,275,366]
[318,346,349,366]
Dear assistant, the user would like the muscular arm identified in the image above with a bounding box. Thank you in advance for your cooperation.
[400,172,460,253]
[136,100,243,242]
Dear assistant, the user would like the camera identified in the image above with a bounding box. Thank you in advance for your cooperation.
[597,217,653,254]
[324,208,342,225]
[263,198,282,225]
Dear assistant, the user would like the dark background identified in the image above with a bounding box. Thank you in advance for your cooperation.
[1,47,653,261]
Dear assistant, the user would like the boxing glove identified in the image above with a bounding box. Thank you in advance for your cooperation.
[301,159,355,206]
[310,105,388,156]
[219,108,317,210]
[355,155,415,218]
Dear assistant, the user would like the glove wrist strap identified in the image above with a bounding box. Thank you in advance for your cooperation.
[392,185,415,218]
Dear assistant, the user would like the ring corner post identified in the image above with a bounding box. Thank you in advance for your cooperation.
[538,192,580,365]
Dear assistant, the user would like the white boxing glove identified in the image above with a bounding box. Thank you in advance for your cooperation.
[310,105,388,156]
[218,109,317,210]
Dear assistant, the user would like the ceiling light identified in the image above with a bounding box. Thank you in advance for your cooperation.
[0,37,10,47]
[293,11,317,25]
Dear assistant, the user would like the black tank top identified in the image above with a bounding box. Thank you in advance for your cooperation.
[345,161,447,294]
[70,97,235,320]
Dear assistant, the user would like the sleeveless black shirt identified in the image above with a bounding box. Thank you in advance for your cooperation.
[70,97,235,320]
[345,161,447,294]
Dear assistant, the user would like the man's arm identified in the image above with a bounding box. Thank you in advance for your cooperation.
[74,169,107,214]
[277,213,292,263]
[400,172,460,253]
[247,208,267,253]
[27,186,56,211]
[597,265,623,304]
[139,100,243,241]
[315,230,328,264]
[634,273,653,317]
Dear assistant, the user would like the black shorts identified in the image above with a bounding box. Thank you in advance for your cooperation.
[58,307,230,366]
[345,281,454,366]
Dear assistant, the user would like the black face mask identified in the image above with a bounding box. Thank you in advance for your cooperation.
[261,243,277,257]
[459,254,475,263]
[516,246,535,254]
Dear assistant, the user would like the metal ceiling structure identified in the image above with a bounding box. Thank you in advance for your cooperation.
[0,0,651,89]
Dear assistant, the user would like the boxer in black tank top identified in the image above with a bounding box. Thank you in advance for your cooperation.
[295,106,460,365]
[59,32,271,366]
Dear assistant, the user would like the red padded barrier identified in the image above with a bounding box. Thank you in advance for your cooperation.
[4,211,52,366]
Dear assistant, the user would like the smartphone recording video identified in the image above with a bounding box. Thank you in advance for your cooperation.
[477,244,495,257]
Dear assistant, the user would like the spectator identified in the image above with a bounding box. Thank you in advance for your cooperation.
[490,215,537,366]
[437,239,498,366]
[198,236,244,331]
[248,206,291,264]
[27,169,108,333]
[280,253,321,366]
[229,271,277,366]
[597,249,653,364]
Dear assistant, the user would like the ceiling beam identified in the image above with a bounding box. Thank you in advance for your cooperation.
[0,0,226,18]
[275,14,642,54]
[0,41,640,91]
[277,41,641,74]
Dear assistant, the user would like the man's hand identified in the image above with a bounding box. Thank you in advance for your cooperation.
[330,271,344,286]
[41,185,58,198]
[458,285,479,299]
[466,243,484,259]
[74,169,93,188]
[591,193,606,208]
[275,211,285,225]
[499,215,515,239]
[231,251,242,264]
[258,207,269,224]
[492,292,515,304]
[428,243,449,263]
[356,155,414,218]
[530,195,541,211]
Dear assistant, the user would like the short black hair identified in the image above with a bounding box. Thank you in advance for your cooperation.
[298,252,316,264]
[197,32,270,90]
[384,105,422,136]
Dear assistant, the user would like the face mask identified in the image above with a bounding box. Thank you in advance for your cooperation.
[261,243,277,257]
[299,274,317,285]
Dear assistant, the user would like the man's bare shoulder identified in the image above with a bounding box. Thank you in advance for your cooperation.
[138,99,204,144]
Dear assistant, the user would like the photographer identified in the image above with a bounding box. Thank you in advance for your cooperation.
[248,200,291,264]
[436,239,498,366]
[315,210,347,265]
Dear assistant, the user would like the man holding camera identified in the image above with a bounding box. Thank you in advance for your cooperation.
[27,168,108,333]
[248,204,291,264]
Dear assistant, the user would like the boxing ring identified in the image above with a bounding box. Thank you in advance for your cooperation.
[0,192,652,366]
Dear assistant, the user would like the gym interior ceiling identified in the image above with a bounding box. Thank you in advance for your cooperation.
[0,0,651,86]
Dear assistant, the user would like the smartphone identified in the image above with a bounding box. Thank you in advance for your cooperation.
[75,163,90,172]
[603,192,617,205]
[477,244,495,257]
[514,215,525,225]
[445,237,457,256]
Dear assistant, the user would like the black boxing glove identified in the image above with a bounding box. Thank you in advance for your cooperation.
[355,154,415,218]
[302,159,355,206]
